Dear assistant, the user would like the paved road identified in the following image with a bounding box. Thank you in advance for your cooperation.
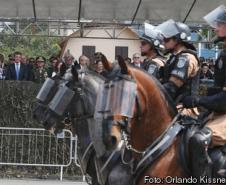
[0,179,88,185]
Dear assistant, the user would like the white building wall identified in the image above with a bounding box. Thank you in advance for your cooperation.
[62,27,141,62]
[64,38,141,62]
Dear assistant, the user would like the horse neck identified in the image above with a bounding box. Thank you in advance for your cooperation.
[71,72,101,135]
[71,90,94,143]
[130,69,173,154]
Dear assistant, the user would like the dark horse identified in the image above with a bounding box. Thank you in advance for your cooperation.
[94,57,226,185]
[33,59,132,185]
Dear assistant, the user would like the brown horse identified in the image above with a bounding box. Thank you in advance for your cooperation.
[96,57,190,185]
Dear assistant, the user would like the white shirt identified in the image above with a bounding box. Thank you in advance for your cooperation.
[15,62,21,71]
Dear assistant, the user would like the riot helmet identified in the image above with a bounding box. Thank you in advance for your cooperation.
[204,5,226,28]
[156,19,191,41]
[204,5,226,43]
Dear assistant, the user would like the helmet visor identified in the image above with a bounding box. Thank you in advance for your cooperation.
[156,19,179,39]
[144,23,159,39]
[204,5,226,28]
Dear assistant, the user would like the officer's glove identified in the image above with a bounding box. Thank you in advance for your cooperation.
[182,96,200,108]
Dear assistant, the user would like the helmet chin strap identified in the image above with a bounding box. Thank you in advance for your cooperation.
[164,42,180,55]
[163,49,174,55]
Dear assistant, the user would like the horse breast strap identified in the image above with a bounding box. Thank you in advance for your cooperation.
[132,114,184,182]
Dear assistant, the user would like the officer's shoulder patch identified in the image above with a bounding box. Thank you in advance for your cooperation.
[177,56,188,68]
[148,64,157,74]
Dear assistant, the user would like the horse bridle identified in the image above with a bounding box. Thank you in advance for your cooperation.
[61,83,94,128]
[98,73,145,156]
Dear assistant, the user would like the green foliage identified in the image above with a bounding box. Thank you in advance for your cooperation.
[0,35,62,63]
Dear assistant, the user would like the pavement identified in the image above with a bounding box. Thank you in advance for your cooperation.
[0,179,88,185]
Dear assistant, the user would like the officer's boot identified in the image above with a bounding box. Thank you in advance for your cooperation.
[189,127,212,182]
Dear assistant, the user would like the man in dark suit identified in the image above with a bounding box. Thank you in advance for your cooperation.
[5,51,29,81]
[131,53,142,68]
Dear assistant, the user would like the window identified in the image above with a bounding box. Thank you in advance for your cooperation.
[115,46,128,59]
[82,46,96,63]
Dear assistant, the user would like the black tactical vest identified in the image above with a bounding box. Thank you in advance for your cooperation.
[214,50,226,88]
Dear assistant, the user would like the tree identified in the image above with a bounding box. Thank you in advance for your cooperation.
[0,35,62,63]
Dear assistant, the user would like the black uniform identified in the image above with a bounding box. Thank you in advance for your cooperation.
[197,50,226,113]
[163,49,200,100]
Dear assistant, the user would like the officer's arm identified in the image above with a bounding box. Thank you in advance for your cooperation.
[163,77,183,99]
[207,52,226,95]
[164,54,199,99]
[163,55,190,99]
[198,91,226,112]
[198,54,226,112]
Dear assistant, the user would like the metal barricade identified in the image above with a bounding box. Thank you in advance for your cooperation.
[0,127,79,180]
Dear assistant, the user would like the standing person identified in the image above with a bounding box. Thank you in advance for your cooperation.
[139,23,165,80]
[131,53,142,68]
[27,57,35,81]
[63,51,80,70]
[156,19,200,101]
[182,5,226,178]
[21,55,28,65]
[95,61,104,74]
[78,55,90,71]
[132,53,142,68]
[200,63,214,80]
[0,54,7,80]
[93,52,107,76]
[5,51,29,81]
[7,54,14,64]
[33,56,48,83]
[47,55,60,77]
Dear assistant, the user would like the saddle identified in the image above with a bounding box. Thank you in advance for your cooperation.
[179,114,226,179]
[131,113,226,184]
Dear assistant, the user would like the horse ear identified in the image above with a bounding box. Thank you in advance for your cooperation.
[71,65,79,81]
[59,62,67,77]
[95,52,112,71]
[117,55,128,74]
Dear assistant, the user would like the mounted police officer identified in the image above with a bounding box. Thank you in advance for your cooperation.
[156,20,200,101]
[139,23,165,81]
[183,5,226,178]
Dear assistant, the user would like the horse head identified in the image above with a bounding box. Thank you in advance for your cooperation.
[33,53,115,158]
[33,64,99,130]
[95,55,178,157]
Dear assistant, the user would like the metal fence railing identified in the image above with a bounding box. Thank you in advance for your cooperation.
[0,127,80,180]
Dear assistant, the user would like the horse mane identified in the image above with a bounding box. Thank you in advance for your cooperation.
[129,66,178,118]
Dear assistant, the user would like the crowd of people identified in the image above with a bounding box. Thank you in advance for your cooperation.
[0,51,105,83]
[0,51,216,83]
